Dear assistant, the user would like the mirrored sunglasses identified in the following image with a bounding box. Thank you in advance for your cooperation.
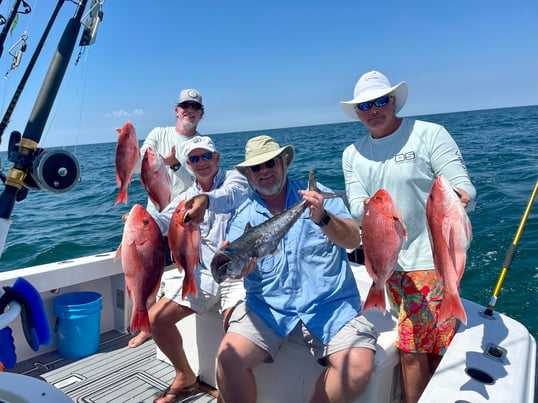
[179,102,203,110]
[188,152,214,163]
[356,95,390,111]
[249,157,279,172]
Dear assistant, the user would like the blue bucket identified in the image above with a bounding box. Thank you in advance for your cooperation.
[53,292,102,359]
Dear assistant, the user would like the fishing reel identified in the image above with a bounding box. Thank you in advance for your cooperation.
[5,131,80,195]
[25,148,80,193]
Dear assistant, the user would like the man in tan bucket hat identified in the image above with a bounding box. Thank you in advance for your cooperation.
[216,135,378,402]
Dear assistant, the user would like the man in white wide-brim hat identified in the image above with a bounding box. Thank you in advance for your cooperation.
[216,135,378,402]
[340,70,477,403]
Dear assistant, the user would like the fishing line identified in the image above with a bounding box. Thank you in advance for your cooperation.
[42,44,90,155]
[483,178,538,316]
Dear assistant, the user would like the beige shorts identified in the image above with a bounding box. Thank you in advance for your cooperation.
[228,301,378,365]
[158,269,244,314]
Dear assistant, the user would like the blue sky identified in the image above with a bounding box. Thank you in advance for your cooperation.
[0,0,537,152]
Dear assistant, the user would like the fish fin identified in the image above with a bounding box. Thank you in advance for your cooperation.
[114,244,122,261]
[362,253,379,283]
[181,274,198,300]
[438,294,467,325]
[244,222,252,232]
[308,169,318,192]
[130,310,151,334]
[362,283,386,314]
[114,188,128,205]
[307,169,341,199]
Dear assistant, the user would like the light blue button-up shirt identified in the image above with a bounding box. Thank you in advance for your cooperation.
[227,177,362,344]
[154,169,249,295]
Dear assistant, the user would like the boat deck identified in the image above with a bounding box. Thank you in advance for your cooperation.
[8,330,217,402]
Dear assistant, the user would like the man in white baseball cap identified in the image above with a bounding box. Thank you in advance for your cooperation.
[340,70,477,403]
[131,89,206,349]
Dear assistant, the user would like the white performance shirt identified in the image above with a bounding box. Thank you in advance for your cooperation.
[138,126,196,214]
[342,118,477,272]
[153,169,249,295]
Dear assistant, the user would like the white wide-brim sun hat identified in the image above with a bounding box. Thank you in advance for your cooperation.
[339,71,408,121]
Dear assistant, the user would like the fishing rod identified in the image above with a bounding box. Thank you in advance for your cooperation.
[0,0,32,59]
[483,178,538,316]
[0,0,66,143]
[0,0,102,257]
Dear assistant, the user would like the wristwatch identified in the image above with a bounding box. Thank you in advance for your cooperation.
[170,162,181,171]
[315,210,331,227]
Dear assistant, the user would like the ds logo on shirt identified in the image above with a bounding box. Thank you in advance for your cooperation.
[394,151,416,163]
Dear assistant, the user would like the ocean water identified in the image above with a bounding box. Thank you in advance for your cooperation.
[1,105,537,343]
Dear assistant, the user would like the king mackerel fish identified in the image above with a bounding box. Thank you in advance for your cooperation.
[211,170,337,283]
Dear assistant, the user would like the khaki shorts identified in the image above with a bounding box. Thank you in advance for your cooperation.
[228,301,378,365]
[158,270,244,314]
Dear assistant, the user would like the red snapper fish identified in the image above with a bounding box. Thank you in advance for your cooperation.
[361,189,407,313]
[426,175,472,325]
[168,200,202,299]
[115,204,166,334]
[140,146,171,212]
[114,121,139,205]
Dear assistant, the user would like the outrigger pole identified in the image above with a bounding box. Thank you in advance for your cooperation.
[483,178,538,316]
[0,0,99,256]
[0,0,66,142]
[0,0,32,59]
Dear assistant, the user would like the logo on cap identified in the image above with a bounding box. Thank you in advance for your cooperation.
[193,137,202,143]
[188,90,198,98]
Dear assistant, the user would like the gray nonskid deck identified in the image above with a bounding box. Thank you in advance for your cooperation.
[9,330,217,403]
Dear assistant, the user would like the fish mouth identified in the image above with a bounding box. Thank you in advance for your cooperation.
[210,254,232,284]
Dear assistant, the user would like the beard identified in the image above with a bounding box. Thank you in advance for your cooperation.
[252,176,286,198]
[180,119,196,132]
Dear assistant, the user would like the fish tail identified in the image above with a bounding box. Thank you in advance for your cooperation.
[438,295,467,325]
[114,188,128,205]
[130,310,151,334]
[181,274,198,300]
[362,284,386,314]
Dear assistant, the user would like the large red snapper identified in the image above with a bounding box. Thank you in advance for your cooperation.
[168,200,201,299]
[114,121,139,205]
[361,189,407,313]
[426,175,472,325]
[115,204,166,334]
[140,146,171,212]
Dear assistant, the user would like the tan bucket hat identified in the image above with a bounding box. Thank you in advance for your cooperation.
[235,135,295,176]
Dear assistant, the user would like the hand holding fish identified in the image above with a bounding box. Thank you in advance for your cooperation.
[182,194,210,223]
[455,187,471,209]
[298,189,325,223]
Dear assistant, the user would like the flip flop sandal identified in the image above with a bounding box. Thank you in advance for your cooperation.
[153,381,199,403]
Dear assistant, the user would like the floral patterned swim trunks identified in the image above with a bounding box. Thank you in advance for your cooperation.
[387,270,456,355]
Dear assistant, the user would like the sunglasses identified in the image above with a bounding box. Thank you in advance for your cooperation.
[179,102,203,110]
[249,157,279,172]
[188,152,214,164]
[356,95,390,111]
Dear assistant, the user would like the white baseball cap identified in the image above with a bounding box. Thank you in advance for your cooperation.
[184,136,217,156]
[339,71,408,120]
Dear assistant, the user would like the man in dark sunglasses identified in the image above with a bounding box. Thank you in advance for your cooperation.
[135,135,249,402]
[340,71,477,403]
[137,88,205,216]
[216,135,378,403]
[130,89,206,350]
